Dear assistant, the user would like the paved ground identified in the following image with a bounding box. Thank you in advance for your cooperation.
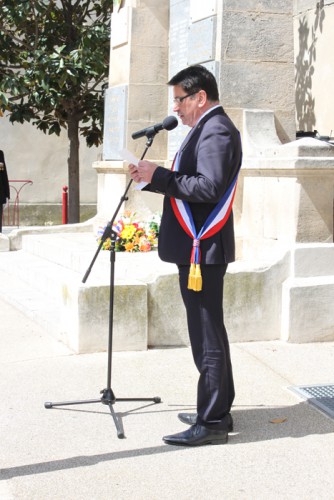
[1,297,334,499]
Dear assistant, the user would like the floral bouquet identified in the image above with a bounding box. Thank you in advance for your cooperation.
[97,211,161,252]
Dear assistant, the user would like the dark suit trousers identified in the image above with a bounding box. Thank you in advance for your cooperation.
[178,264,235,428]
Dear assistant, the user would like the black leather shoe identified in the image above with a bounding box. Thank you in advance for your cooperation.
[163,424,228,446]
[178,412,233,432]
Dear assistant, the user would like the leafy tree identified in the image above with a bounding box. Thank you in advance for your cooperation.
[0,0,113,223]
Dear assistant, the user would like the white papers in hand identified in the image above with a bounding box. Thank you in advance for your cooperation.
[120,148,148,190]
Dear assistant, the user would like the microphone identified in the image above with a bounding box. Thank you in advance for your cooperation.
[132,116,178,140]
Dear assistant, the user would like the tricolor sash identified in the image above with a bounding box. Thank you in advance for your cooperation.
[170,152,239,291]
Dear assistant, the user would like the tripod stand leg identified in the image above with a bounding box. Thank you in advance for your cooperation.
[107,403,125,438]
[44,390,161,439]
[117,397,161,403]
[44,399,101,409]
[44,397,125,438]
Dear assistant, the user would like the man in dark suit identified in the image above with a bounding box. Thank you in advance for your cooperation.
[129,65,242,446]
[0,150,10,233]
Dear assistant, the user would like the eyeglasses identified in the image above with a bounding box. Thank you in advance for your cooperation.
[173,92,198,104]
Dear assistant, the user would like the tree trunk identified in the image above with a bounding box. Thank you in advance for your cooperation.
[67,115,80,223]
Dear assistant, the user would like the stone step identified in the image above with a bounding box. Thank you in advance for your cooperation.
[20,232,175,284]
[0,232,184,353]
[0,248,87,348]
[4,231,334,350]
[22,232,99,272]
[0,255,65,340]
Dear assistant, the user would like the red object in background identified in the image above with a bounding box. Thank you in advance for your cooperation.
[62,186,68,224]
[2,180,33,227]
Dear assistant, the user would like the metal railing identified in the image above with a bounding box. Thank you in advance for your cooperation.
[2,180,33,227]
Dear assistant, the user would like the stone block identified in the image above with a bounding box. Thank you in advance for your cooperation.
[241,111,334,247]
[225,255,289,342]
[274,110,296,144]
[295,177,333,242]
[147,273,188,347]
[128,84,168,123]
[109,44,130,86]
[281,276,334,342]
[240,171,334,246]
[0,233,10,252]
[292,244,334,277]
[222,11,293,62]
[130,46,169,85]
[225,0,292,14]
[243,109,282,156]
[62,282,148,353]
[8,222,93,251]
[132,2,169,47]
[95,169,128,222]
[220,61,295,111]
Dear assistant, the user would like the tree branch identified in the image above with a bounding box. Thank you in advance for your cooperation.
[0,25,31,50]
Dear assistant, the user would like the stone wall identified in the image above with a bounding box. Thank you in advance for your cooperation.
[167,0,296,159]
[294,0,334,137]
[220,0,296,142]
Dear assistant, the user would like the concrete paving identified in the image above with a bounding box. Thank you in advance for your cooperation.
[1,296,334,499]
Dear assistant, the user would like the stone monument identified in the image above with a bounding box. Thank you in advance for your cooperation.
[3,0,333,352]
[92,0,334,344]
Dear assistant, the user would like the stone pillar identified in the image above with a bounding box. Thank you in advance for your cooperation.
[93,1,169,227]
[220,1,296,142]
[240,109,334,260]
[167,0,296,159]
[239,109,334,343]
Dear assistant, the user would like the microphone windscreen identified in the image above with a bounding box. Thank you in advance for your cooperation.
[163,116,178,131]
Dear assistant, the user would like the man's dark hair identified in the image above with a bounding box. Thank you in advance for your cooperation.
[168,65,219,102]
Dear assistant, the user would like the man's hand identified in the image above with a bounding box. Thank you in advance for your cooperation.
[128,163,141,183]
[128,160,158,183]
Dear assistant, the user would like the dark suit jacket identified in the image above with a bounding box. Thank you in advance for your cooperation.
[0,150,10,204]
[149,106,242,265]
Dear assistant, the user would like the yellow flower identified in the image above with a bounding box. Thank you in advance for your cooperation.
[121,224,136,240]
[98,211,160,252]
[103,239,111,250]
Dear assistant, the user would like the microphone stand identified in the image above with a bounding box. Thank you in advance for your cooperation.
[44,133,161,439]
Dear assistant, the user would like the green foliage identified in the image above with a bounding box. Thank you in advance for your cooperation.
[0,0,113,147]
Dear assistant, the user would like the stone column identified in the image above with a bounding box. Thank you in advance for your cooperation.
[239,108,334,343]
[220,0,296,142]
[93,0,169,227]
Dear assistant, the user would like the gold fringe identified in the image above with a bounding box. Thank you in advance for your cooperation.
[187,263,196,290]
[187,263,202,292]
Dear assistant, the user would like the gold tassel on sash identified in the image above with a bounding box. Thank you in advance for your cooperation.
[187,263,196,290]
[188,263,202,292]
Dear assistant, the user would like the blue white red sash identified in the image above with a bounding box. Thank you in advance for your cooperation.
[170,152,239,291]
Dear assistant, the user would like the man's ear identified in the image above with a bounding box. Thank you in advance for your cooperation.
[197,89,207,107]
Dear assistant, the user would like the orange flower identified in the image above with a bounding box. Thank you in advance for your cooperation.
[98,212,160,252]
[124,241,135,252]
[139,241,151,252]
